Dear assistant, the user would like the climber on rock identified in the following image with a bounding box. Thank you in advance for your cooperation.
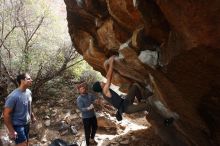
[92,55,179,126]
[92,55,153,121]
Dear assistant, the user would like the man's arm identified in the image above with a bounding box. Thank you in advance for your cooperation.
[3,107,17,139]
[103,56,115,97]
[77,98,94,112]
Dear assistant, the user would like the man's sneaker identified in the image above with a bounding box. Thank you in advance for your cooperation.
[90,139,98,145]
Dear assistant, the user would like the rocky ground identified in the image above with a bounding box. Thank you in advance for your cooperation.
[1,93,167,146]
[29,94,167,146]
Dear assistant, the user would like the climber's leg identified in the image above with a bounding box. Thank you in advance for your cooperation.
[148,96,179,119]
[123,102,148,114]
[122,83,150,114]
[146,106,189,146]
[125,83,142,103]
[132,83,153,102]
[147,96,179,126]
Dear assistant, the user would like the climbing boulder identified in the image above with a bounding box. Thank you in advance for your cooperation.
[64,0,220,145]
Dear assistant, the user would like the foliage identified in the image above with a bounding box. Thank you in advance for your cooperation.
[73,60,103,82]
[0,0,98,99]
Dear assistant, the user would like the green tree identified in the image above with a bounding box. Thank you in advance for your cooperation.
[0,0,84,99]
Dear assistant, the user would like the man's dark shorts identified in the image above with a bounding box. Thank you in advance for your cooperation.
[13,124,29,144]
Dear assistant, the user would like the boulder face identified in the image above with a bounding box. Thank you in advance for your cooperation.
[64,0,220,145]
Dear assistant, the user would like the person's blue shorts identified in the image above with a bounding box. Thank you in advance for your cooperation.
[13,124,29,144]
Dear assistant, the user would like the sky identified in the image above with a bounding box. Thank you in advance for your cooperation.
[45,0,71,43]
[47,0,67,18]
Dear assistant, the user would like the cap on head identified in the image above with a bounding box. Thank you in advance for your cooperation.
[92,81,102,92]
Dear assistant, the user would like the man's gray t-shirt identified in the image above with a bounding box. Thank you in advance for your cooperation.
[5,88,32,126]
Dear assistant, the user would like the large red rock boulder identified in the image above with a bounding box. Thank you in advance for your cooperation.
[64,0,220,145]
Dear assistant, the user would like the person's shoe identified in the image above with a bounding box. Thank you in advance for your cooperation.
[90,139,98,145]
[116,110,123,121]
[164,117,174,126]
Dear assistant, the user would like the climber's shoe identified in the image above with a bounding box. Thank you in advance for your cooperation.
[164,117,174,126]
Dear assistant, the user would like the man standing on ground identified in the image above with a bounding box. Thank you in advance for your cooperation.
[76,82,98,146]
[3,73,36,146]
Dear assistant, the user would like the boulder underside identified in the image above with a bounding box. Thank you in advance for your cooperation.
[64,0,220,145]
